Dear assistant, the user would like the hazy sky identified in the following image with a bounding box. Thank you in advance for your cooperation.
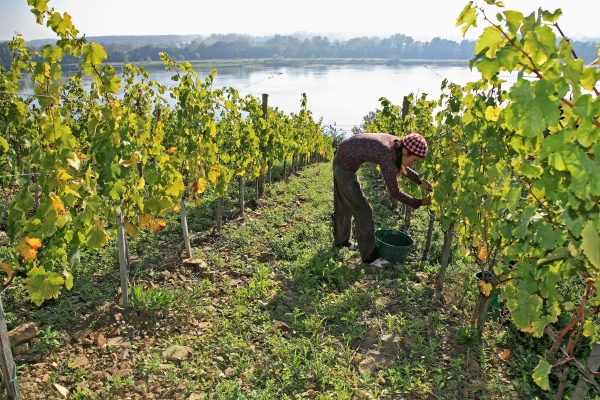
[1,0,599,43]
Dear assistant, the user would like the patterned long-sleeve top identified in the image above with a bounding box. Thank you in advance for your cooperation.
[337,133,423,209]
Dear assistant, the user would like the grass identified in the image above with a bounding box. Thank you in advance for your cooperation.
[4,160,592,399]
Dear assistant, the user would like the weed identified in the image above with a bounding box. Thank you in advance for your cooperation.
[128,282,178,311]
[34,325,63,354]
[456,324,482,346]
[70,387,98,400]
[306,257,356,289]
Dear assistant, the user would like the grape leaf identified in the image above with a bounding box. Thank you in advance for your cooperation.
[532,358,551,391]
[581,220,600,270]
[63,269,74,290]
[584,319,598,338]
[456,2,478,36]
[24,266,65,306]
[475,26,505,58]
[87,227,109,248]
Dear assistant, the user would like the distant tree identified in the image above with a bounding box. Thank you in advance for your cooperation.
[0,42,11,70]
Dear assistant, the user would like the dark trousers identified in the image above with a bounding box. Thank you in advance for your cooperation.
[332,154,378,262]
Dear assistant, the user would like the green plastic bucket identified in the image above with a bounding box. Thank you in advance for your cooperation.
[474,271,503,309]
[375,229,414,264]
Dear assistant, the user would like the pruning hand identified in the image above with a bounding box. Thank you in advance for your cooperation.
[421,179,433,192]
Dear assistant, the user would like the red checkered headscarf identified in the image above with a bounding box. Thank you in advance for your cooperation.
[401,133,428,158]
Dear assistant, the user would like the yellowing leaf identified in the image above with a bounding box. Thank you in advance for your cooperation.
[67,154,81,171]
[148,219,167,233]
[485,105,501,121]
[499,348,512,362]
[138,213,153,227]
[193,177,208,194]
[63,269,73,290]
[18,242,37,260]
[124,221,137,235]
[50,193,65,216]
[478,280,493,297]
[56,168,72,181]
[136,177,145,190]
[0,261,15,278]
[477,246,489,262]
[26,237,43,250]
[167,146,177,156]
[208,167,219,183]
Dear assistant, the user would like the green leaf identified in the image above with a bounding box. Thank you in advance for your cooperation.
[165,174,185,197]
[522,25,556,67]
[541,8,562,23]
[560,208,585,236]
[503,10,524,36]
[475,57,501,80]
[63,269,74,290]
[539,130,572,159]
[82,43,107,75]
[43,119,71,142]
[87,227,109,248]
[583,319,598,338]
[456,1,477,37]
[24,266,65,306]
[42,44,63,63]
[0,136,8,152]
[532,358,551,391]
[505,184,521,213]
[573,94,595,120]
[475,26,505,58]
[510,290,543,330]
[581,220,600,270]
[47,10,74,36]
[108,180,127,200]
[520,161,543,179]
[537,247,570,265]
[581,66,600,91]
[575,122,600,149]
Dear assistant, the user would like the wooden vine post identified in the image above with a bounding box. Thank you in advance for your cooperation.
[216,196,224,232]
[435,221,455,292]
[569,342,600,399]
[116,213,130,307]
[399,95,413,232]
[257,93,268,198]
[0,297,21,399]
[238,176,245,216]
[180,197,192,258]
[421,210,435,261]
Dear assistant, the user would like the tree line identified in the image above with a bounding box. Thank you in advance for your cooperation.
[2,32,596,70]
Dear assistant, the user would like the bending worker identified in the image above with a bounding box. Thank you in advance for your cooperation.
[332,132,432,267]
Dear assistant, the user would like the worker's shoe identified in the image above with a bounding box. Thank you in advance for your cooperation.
[335,241,358,251]
[369,258,391,268]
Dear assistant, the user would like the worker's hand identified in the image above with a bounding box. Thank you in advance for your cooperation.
[421,179,433,192]
[421,196,432,206]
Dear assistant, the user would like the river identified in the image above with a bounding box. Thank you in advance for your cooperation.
[165,64,484,134]
[20,63,515,135]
